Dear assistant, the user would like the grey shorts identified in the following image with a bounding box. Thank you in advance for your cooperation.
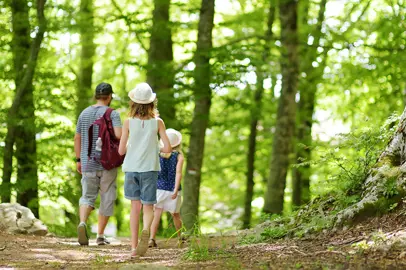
[124,171,158,204]
[79,168,117,216]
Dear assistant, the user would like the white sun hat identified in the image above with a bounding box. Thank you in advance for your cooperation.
[128,82,156,104]
[160,128,182,148]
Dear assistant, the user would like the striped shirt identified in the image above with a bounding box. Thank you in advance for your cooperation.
[76,105,122,172]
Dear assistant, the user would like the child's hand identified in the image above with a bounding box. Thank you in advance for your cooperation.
[160,152,172,159]
[171,191,178,200]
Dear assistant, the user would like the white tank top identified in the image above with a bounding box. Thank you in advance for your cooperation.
[122,117,160,172]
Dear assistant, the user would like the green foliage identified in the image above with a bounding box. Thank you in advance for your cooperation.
[261,225,288,239]
[383,176,399,199]
[1,0,405,237]
[310,114,398,198]
[248,114,400,241]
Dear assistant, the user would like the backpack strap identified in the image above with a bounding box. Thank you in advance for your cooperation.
[104,108,117,139]
[104,107,114,121]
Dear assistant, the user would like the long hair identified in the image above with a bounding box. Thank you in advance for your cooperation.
[128,100,158,118]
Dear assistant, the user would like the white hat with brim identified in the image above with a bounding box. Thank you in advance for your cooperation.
[160,128,182,148]
[128,82,156,104]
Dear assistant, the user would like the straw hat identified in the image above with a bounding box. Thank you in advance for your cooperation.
[128,83,156,104]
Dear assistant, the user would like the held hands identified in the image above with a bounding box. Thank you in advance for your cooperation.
[160,152,172,159]
[171,191,178,200]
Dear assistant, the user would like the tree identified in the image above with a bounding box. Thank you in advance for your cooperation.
[76,0,95,119]
[292,0,327,207]
[264,0,299,214]
[147,0,176,128]
[242,0,276,229]
[1,0,47,217]
[181,0,215,231]
[64,0,96,226]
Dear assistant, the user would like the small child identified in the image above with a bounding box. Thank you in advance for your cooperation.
[118,83,171,258]
[149,129,184,248]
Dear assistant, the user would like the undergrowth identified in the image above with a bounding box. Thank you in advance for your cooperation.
[183,225,233,262]
[240,115,399,244]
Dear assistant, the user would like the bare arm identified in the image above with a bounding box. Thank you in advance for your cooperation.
[118,119,129,156]
[172,153,184,199]
[113,126,122,140]
[158,118,172,153]
[74,133,82,174]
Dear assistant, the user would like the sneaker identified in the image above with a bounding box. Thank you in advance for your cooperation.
[96,236,110,245]
[135,230,149,256]
[77,223,89,246]
[148,238,157,248]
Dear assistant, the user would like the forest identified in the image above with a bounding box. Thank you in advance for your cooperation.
[1,0,406,268]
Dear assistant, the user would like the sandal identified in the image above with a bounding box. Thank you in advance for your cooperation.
[148,238,157,248]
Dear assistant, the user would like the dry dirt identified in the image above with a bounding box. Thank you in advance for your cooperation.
[2,212,406,269]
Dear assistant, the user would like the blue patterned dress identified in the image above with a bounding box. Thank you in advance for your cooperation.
[157,151,181,191]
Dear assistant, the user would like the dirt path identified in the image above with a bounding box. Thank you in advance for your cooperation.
[2,213,406,270]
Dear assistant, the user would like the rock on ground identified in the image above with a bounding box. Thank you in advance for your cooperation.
[0,203,47,236]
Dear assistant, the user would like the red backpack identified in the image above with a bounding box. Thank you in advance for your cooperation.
[88,108,124,170]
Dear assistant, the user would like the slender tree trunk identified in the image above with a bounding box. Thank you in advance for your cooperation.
[66,0,95,226]
[76,0,95,119]
[242,0,276,229]
[1,0,30,203]
[292,0,327,207]
[1,0,46,216]
[264,0,299,214]
[181,0,215,231]
[14,0,38,210]
[147,0,176,128]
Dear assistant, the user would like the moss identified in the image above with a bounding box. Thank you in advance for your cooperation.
[376,153,402,168]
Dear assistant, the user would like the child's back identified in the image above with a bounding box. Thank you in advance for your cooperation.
[122,118,160,173]
[157,151,180,192]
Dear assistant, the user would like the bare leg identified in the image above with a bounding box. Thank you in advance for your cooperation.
[172,213,183,237]
[98,214,109,235]
[142,204,154,231]
[150,208,164,240]
[79,205,93,223]
[130,200,142,250]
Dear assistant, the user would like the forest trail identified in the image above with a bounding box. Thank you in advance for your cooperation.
[2,212,406,270]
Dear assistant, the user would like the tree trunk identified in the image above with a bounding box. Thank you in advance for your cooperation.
[264,0,299,214]
[242,0,276,229]
[292,0,327,207]
[66,0,95,226]
[1,0,47,217]
[76,0,95,119]
[335,107,406,225]
[1,0,30,203]
[147,0,176,128]
[181,0,215,231]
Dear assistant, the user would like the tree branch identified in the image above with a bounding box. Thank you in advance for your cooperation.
[110,0,148,52]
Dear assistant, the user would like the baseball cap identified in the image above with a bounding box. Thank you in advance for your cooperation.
[95,82,113,95]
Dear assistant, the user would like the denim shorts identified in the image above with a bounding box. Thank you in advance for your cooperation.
[124,171,158,204]
[79,168,117,216]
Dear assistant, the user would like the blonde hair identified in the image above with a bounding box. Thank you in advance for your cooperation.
[128,100,158,118]
[172,144,182,153]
